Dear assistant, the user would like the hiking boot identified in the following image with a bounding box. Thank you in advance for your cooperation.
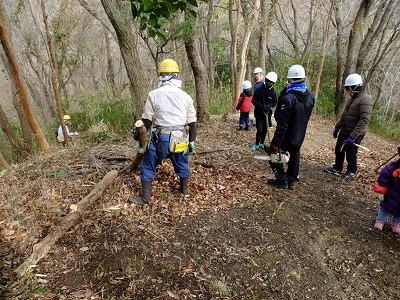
[288,179,295,190]
[267,179,288,189]
[251,144,260,151]
[324,167,342,176]
[392,222,400,234]
[374,220,385,230]
[344,171,356,179]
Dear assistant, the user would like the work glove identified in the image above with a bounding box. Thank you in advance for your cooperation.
[333,127,339,139]
[262,104,270,114]
[137,143,146,154]
[131,129,140,141]
[268,145,279,155]
[347,137,356,145]
[186,142,195,155]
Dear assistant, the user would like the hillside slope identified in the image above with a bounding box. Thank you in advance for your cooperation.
[1,114,399,299]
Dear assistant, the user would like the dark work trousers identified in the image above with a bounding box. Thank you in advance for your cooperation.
[333,131,364,173]
[255,111,272,145]
[270,145,301,181]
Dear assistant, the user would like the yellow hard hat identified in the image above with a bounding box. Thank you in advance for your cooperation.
[159,59,180,74]
[63,115,71,120]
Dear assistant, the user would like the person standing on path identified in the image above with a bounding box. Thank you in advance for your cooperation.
[129,59,197,205]
[267,65,315,190]
[253,67,265,92]
[251,72,278,150]
[324,73,373,179]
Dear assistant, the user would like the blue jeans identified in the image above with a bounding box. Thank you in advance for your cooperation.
[239,112,250,127]
[376,207,400,223]
[140,132,190,182]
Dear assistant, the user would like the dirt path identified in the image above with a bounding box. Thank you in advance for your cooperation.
[1,114,400,299]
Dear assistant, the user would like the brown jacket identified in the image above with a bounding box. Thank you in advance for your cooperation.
[336,91,373,139]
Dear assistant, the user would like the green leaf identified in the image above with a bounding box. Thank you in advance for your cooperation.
[140,16,147,30]
[188,9,197,18]
[148,28,156,37]
[149,14,157,27]
[131,3,138,19]
[170,3,178,13]
[156,31,167,43]
[187,0,198,7]
[53,169,68,178]
[143,0,155,12]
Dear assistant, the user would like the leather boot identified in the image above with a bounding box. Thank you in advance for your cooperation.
[179,177,189,195]
[129,180,152,205]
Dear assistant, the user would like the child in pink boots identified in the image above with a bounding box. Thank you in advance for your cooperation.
[373,146,400,233]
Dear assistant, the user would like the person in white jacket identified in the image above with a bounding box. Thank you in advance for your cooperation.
[57,115,78,142]
[130,59,197,205]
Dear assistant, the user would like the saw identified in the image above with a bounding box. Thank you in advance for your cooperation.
[254,153,290,163]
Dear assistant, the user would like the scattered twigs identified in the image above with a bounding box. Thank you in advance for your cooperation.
[14,170,118,279]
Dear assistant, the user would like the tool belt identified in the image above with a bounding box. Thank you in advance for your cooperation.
[156,126,189,153]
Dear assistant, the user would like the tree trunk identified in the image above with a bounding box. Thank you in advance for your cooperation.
[100,0,148,120]
[0,104,22,155]
[334,0,344,116]
[0,0,50,153]
[313,2,333,99]
[0,151,10,169]
[41,0,70,147]
[229,0,240,103]
[206,0,215,88]
[236,0,261,104]
[14,170,119,279]
[184,16,209,123]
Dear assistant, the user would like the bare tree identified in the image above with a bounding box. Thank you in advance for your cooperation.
[0,0,50,153]
[41,0,70,146]
[235,0,261,103]
[100,0,149,119]
[184,14,210,122]
[313,1,333,99]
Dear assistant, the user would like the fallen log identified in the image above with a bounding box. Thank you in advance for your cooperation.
[14,169,118,279]
[119,120,148,175]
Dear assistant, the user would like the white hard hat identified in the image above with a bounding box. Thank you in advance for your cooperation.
[344,73,363,86]
[265,72,278,83]
[242,80,252,90]
[287,65,305,79]
[253,67,263,74]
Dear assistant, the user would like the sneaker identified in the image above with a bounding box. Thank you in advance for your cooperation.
[259,144,265,149]
[324,167,342,175]
[251,144,260,151]
[267,179,288,189]
[343,171,356,179]
[374,220,385,230]
[392,222,400,234]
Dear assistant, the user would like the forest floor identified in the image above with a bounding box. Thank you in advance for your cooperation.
[1,114,400,300]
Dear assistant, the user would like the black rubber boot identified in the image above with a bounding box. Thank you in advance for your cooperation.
[288,179,295,190]
[129,181,152,205]
[179,177,189,195]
